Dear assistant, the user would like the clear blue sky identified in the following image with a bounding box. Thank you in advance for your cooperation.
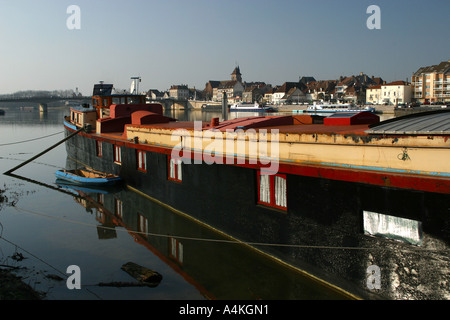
[0,0,449,95]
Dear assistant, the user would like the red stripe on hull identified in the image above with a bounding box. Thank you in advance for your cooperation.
[277,163,450,194]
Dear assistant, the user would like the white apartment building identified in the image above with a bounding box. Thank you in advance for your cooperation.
[366,81,412,105]
[381,81,412,105]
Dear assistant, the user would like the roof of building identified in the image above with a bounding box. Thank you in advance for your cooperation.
[218,80,240,89]
[336,74,384,89]
[147,89,164,97]
[383,81,409,86]
[299,76,316,84]
[275,82,305,93]
[243,85,260,93]
[305,80,337,93]
[413,60,450,76]
[206,80,221,88]
[371,77,384,85]
[170,85,188,90]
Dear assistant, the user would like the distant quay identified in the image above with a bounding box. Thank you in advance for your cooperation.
[276,104,395,114]
[136,100,448,116]
[276,104,448,116]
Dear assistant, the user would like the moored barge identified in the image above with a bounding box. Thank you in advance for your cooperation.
[63,83,450,300]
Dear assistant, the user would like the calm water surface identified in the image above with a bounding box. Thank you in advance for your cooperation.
[0,104,348,300]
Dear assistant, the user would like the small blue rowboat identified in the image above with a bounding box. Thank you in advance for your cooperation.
[55,169,122,186]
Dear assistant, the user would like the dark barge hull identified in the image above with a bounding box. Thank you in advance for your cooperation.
[64,124,450,300]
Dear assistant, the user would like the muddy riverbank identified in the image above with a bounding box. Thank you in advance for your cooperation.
[0,269,43,300]
[0,187,43,299]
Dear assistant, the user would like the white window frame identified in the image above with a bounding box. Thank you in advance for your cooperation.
[168,157,182,182]
[114,145,122,164]
[137,150,147,172]
[257,171,287,211]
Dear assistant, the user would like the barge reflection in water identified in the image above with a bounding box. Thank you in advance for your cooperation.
[59,161,350,300]
[63,151,450,300]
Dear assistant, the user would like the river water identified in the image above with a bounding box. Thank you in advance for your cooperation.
[0,104,351,300]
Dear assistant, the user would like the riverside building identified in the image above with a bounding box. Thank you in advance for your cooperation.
[411,59,450,104]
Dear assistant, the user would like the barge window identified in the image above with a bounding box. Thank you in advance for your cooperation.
[275,175,287,208]
[258,171,287,211]
[95,209,105,224]
[170,237,184,265]
[259,175,271,203]
[96,141,103,157]
[168,156,182,182]
[138,213,148,236]
[137,150,147,172]
[127,96,141,104]
[114,145,122,164]
[114,198,123,219]
[112,97,124,105]
[97,193,104,205]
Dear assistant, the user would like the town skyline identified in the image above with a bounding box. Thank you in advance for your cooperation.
[0,0,449,96]
[0,64,425,96]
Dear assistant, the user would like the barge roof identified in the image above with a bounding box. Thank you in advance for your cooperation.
[99,109,450,138]
[126,120,371,135]
[255,124,371,135]
[366,109,450,135]
[126,114,374,135]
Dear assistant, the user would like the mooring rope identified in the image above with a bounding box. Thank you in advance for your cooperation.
[0,131,64,146]
[0,156,64,169]
[9,205,448,254]
[0,235,66,277]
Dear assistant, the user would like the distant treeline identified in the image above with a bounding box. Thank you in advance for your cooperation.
[0,89,82,99]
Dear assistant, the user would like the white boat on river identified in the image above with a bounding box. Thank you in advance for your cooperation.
[230,102,277,112]
[301,103,375,113]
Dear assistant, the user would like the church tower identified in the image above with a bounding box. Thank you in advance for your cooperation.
[231,66,242,82]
